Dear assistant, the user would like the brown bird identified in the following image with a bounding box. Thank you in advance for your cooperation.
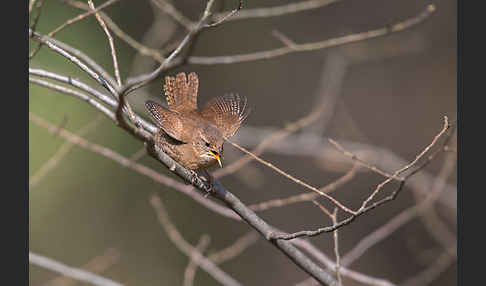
[145,72,250,176]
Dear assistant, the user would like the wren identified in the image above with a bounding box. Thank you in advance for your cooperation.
[145,72,250,177]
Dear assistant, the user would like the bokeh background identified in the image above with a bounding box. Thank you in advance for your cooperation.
[29,0,456,285]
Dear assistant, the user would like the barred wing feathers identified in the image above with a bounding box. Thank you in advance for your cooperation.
[199,94,250,138]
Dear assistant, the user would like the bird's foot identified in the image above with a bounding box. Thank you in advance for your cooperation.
[188,170,214,196]
[201,169,215,197]
[189,170,201,185]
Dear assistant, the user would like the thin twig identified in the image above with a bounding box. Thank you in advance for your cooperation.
[227,140,355,214]
[29,68,117,110]
[88,0,122,87]
[208,232,259,264]
[294,239,396,286]
[44,248,121,286]
[29,0,45,31]
[29,67,156,135]
[30,0,120,59]
[121,0,219,96]
[150,195,242,286]
[233,125,457,210]
[206,0,243,27]
[29,77,116,122]
[183,235,211,286]
[328,138,399,180]
[30,114,104,189]
[248,164,358,212]
[340,134,457,267]
[357,116,450,211]
[129,146,147,162]
[331,209,342,286]
[29,29,119,97]
[271,117,454,240]
[63,0,166,63]
[186,5,436,65]
[150,0,194,30]
[89,0,144,140]
[214,0,341,22]
[312,203,342,285]
[29,252,123,286]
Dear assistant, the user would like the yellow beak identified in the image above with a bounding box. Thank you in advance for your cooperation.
[210,150,223,168]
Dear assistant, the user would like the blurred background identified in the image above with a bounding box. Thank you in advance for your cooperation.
[29,0,456,285]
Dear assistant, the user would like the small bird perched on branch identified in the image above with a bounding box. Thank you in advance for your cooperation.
[145,72,250,184]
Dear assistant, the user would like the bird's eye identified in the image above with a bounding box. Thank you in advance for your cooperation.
[204,142,210,148]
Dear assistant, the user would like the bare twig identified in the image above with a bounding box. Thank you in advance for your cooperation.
[183,235,211,286]
[121,0,219,96]
[186,5,436,65]
[29,252,123,286]
[271,117,454,240]
[331,209,342,286]
[248,164,358,212]
[29,0,45,31]
[29,67,156,135]
[129,146,147,162]
[227,140,355,214]
[150,195,242,286]
[63,0,166,63]
[51,0,120,38]
[206,0,243,27]
[29,29,118,97]
[30,114,104,188]
[233,125,457,210]
[208,232,259,264]
[357,116,450,211]
[150,0,194,30]
[29,77,116,122]
[88,0,122,87]
[340,133,457,267]
[293,240,397,286]
[29,68,117,110]
[328,138,398,180]
[313,203,343,285]
[44,248,121,286]
[214,0,341,21]
[30,0,120,59]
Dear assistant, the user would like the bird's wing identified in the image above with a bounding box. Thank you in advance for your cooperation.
[164,72,199,113]
[145,100,192,143]
[199,94,250,139]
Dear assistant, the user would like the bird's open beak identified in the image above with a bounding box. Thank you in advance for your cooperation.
[210,150,223,168]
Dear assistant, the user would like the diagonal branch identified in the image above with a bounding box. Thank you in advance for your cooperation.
[29,252,123,286]
[150,195,242,286]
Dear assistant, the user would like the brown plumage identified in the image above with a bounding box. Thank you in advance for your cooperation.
[145,72,250,171]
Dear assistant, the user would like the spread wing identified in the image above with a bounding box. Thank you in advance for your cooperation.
[199,94,250,139]
[164,72,199,113]
[145,100,191,143]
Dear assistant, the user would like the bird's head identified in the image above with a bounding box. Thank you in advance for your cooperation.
[196,125,225,168]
